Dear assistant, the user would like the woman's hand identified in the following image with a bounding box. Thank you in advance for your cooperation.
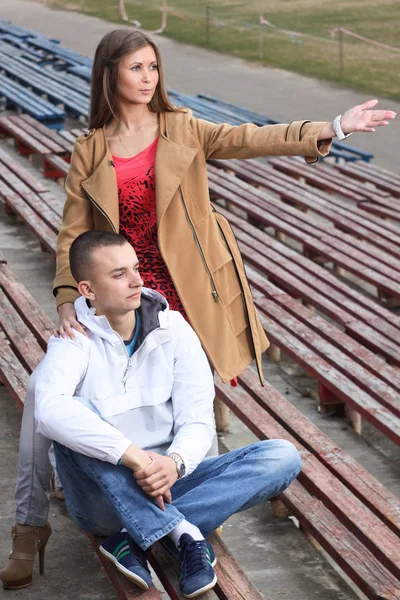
[53,302,87,340]
[340,99,396,134]
[318,99,396,140]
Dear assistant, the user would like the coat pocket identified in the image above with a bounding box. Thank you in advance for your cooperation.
[195,210,248,335]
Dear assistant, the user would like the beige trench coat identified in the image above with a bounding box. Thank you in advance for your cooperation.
[54,109,332,384]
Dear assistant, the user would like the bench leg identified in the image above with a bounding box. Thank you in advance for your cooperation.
[318,383,344,414]
[299,521,322,551]
[214,396,230,432]
[277,231,286,242]
[334,264,345,277]
[377,289,400,308]
[345,405,362,435]
[248,214,264,229]
[271,498,291,518]
[267,343,281,363]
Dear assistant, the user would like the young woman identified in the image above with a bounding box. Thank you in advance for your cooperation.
[54,28,395,385]
[1,28,395,591]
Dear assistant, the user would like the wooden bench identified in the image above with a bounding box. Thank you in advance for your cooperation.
[211,157,400,260]
[24,35,93,69]
[0,42,90,97]
[214,373,400,599]
[336,161,400,198]
[0,114,73,156]
[0,75,65,129]
[0,147,61,255]
[0,256,266,600]
[0,53,89,121]
[268,156,392,203]
[220,206,400,365]
[207,164,400,305]
[267,157,400,223]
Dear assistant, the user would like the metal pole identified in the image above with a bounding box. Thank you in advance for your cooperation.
[258,18,263,59]
[205,6,211,44]
[339,26,344,80]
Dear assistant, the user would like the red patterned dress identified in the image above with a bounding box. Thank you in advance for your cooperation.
[113,137,186,317]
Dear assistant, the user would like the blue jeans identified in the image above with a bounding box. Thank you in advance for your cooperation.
[54,440,302,550]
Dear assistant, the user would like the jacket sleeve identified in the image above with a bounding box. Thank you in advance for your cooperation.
[34,336,131,464]
[167,313,216,476]
[53,140,95,309]
[188,114,332,164]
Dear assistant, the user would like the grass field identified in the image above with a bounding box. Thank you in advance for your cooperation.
[48,0,400,100]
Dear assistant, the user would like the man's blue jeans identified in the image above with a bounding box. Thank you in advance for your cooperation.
[54,440,301,550]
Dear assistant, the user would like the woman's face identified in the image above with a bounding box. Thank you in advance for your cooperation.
[117,45,159,106]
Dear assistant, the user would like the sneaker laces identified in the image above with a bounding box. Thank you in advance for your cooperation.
[181,539,210,577]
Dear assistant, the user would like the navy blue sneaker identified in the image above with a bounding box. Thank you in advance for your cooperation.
[99,532,153,590]
[179,534,217,598]
[160,534,217,567]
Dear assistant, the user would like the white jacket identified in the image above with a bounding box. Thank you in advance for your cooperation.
[34,289,216,476]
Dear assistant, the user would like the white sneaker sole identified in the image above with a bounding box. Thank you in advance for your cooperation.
[99,545,150,590]
[183,574,218,598]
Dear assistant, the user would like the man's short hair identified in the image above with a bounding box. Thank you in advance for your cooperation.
[69,230,129,283]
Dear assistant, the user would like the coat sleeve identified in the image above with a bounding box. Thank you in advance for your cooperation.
[34,336,131,464]
[188,113,332,164]
[53,140,95,309]
[166,312,216,476]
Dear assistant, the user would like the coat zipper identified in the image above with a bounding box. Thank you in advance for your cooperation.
[81,184,117,232]
[179,186,219,303]
[122,357,132,389]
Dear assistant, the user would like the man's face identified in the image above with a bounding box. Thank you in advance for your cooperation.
[79,243,143,316]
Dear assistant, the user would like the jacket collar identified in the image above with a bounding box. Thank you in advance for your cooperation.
[80,113,198,232]
[74,287,169,344]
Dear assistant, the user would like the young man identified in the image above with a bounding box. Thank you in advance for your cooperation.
[5,231,302,598]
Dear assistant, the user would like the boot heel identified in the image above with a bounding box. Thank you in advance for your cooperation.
[38,543,46,575]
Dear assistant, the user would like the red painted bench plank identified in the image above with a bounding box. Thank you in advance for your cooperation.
[225,216,400,364]
[208,171,400,299]
[218,205,400,332]
[336,163,400,198]
[0,147,49,194]
[238,368,400,535]
[19,114,74,154]
[0,116,52,155]
[7,115,66,154]
[215,381,400,588]
[247,267,400,394]
[254,307,400,443]
[359,202,400,222]
[0,258,53,349]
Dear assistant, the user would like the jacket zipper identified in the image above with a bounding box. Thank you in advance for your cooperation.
[122,357,132,389]
[179,186,219,303]
[80,184,117,232]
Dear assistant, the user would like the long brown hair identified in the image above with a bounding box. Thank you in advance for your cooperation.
[88,29,177,129]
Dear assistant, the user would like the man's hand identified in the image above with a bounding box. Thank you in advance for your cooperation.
[134,452,178,510]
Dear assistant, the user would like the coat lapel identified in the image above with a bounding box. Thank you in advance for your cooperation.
[155,114,198,225]
[81,129,119,231]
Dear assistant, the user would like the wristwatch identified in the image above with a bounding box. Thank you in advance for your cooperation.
[333,114,353,142]
[168,452,186,479]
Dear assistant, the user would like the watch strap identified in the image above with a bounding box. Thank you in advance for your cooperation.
[333,114,353,142]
